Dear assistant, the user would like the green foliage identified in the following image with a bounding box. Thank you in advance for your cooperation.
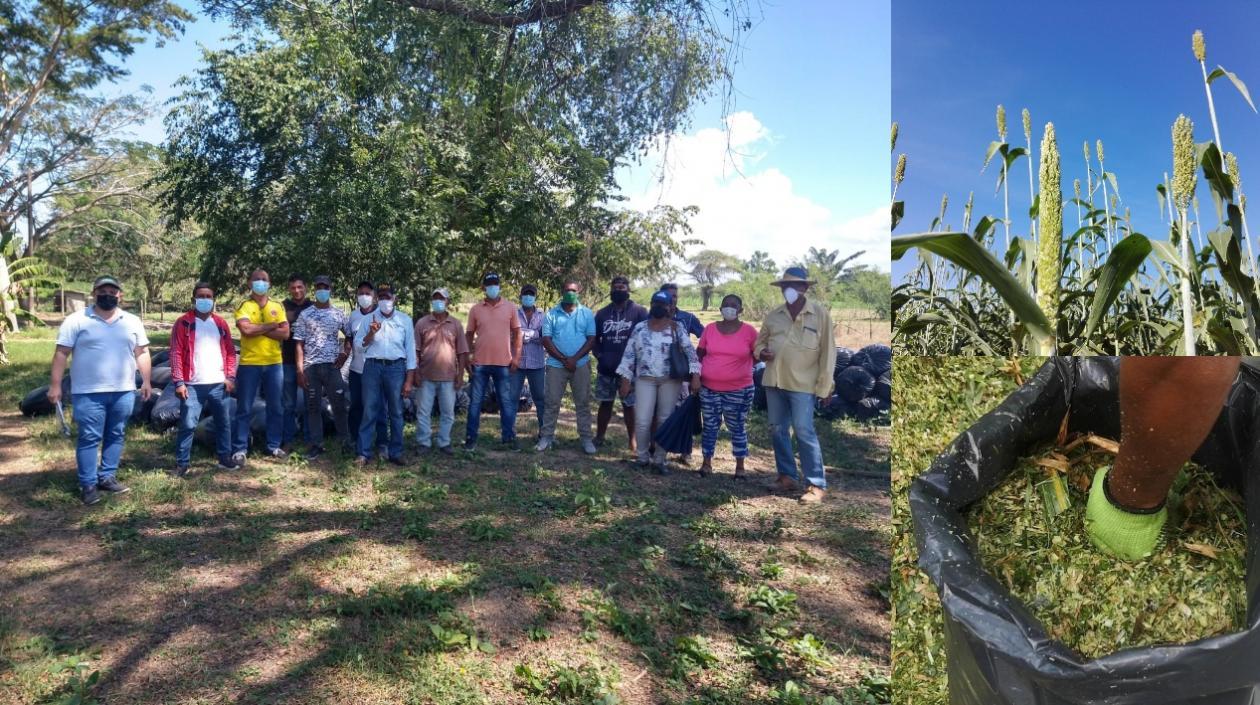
[572,469,613,516]
[514,661,622,705]
[670,635,719,677]
[44,144,202,307]
[686,249,744,310]
[746,585,798,616]
[461,516,508,542]
[160,0,729,304]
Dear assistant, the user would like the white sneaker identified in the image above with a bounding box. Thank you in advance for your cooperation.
[581,439,597,455]
[535,437,553,452]
[269,448,288,459]
[231,452,247,468]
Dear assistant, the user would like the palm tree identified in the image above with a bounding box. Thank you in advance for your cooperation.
[0,232,60,365]
[800,247,865,284]
[744,250,777,274]
[686,249,744,310]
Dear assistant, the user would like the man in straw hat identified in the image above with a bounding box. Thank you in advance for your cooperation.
[754,266,836,504]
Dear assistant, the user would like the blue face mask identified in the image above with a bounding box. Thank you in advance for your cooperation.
[431,299,447,313]
[251,280,269,295]
[521,294,536,307]
[194,298,214,314]
[314,289,331,303]
[485,285,501,299]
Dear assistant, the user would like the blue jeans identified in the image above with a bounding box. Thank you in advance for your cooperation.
[349,369,389,451]
[282,363,308,445]
[512,367,546,430]
[234,364,284,454]
[466,364,516,443]
[360,358,406,459]
[414,380,455,448]
[72,391,135,490]
[765,387,826,489]
[176,383,231,466]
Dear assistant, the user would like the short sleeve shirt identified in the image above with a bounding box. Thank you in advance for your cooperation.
[415,314,469,382]
[465,297,520,367]
[282,299,315,364]
[293,305,347,367]
[56,307,150,394]
[235,298,286,366]
[542,304,595,368]
[697,322,758,391]
[346,307,375,374]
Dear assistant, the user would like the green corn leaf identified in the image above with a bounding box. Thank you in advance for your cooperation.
[1198,141,1235,209]
[1207,65,1258,113]
[1086,233,1152,337]
[891,231,1053,343]
[982,140,1005,172]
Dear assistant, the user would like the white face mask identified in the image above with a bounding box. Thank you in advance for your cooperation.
[357,294,374,309]
[783,287,801,305]
[379,300,395,315]
[720,307,739,321]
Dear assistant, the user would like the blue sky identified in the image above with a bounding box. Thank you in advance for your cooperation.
[109,1,890,273]
[892,0,1260,282]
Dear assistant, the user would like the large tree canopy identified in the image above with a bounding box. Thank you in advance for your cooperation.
[161,0,746,304]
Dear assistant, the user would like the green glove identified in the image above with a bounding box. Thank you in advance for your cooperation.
[1084,466,1167,561]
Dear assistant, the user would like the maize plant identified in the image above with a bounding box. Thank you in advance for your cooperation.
[892,30,1260,355]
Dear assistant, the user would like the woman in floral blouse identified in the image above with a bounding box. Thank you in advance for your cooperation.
[617,291,701,474]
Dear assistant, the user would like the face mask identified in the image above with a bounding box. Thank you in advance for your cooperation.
[520,294,536,307]
[379,300,395,315]
[783,287,801,305]
[314,289,331,304]
[720,307,739,321]
[251,280,269,295]
[195,298,214,314]
[610,289,630,304]
[562,291,579,305]
[485,285,500,299]
[357,294,374,309]
[649,304,669,319]
[96,294,119,311]
[431,299,447,313]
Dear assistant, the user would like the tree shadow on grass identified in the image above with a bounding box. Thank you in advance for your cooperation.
[0,417,888,703]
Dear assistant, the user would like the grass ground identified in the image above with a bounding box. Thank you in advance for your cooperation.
[890,357,1043,705]
[0,321,889,705]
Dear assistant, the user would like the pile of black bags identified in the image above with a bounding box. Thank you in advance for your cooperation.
[820,343,891,421]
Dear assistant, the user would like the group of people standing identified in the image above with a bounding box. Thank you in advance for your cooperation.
[49,266,837,506]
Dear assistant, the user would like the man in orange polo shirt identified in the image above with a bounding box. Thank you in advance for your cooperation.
[464,272,522,451]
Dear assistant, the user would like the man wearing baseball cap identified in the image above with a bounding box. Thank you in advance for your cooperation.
[293,275,351,459]
[354,282,416,465]
[411,287,468,454]
[754,266,837,503]
[463,272,522,451]
[48,275,153,505]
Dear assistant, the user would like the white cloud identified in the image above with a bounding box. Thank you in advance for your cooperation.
[617,111,888,275]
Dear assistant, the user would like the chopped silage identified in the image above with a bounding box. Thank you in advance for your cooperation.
[970,445,1248,660]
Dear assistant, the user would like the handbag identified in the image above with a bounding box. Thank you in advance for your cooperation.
[668,323,690,380]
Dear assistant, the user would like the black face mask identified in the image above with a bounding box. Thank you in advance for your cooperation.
[649,304,669,319]
[96,294,119,311]
[610,289,630,304]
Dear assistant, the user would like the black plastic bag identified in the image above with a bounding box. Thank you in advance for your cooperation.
[148,389,183,432]
[653,393,702,455]
[150,364,172,389]
[18,378,70,417]
[852,343,893,377]
[835,366,876,403]
[194,396,237,450]
[130,388,158,425]
[910,357,1260,705]
[753,364,768,411]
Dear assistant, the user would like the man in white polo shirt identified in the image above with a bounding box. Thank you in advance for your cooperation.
[48,275,153,505]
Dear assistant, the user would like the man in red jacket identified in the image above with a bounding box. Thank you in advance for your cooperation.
[169,282,239,477]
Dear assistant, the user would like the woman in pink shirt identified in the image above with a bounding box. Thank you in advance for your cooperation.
[696,294,759,478]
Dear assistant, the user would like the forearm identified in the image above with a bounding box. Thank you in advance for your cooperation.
[50,349,69,385]
[237,321,274,336]
[264,326,289,341]
[136,349,152,383]
[541,338,563,359]
[574,336,596,359]
[295,344,305,370]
